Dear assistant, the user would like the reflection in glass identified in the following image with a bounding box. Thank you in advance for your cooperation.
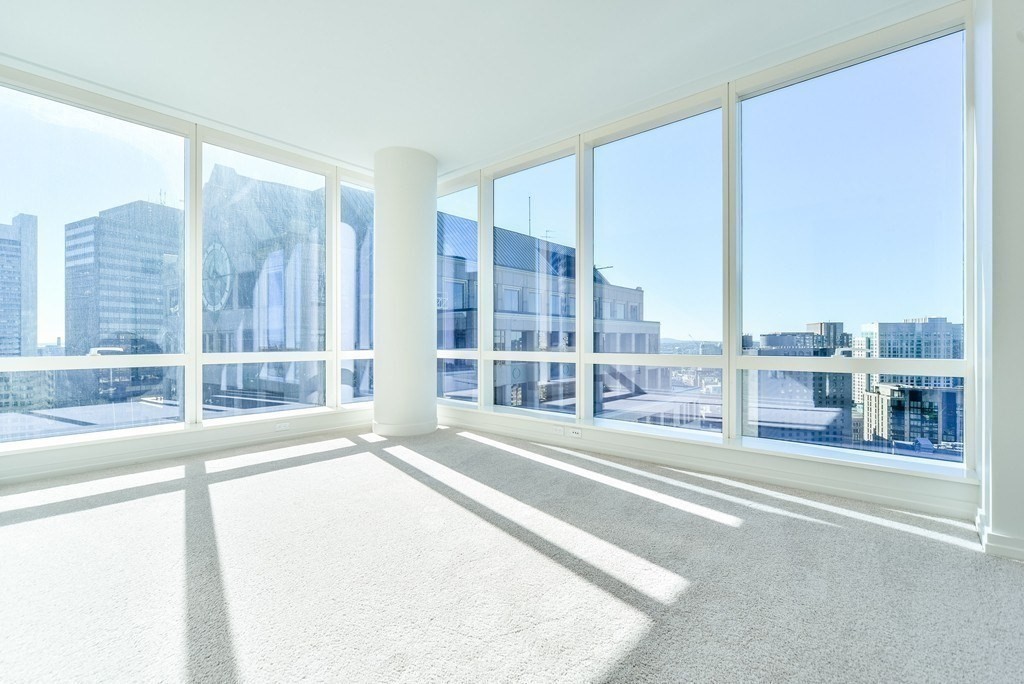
[0,367,183,442]
[741,370,963,463]
[593,110,723,354]
[340,183,374,351]
[595,365,721,432]
[740,33,964,357]
[437,359,477,402]
[202,145,326,353]
[493,361,575,414]
[438,187,478,350]
[493,156,576,352]
[202,361,324,419]
[0,84,186,358]
[341,359,373,404]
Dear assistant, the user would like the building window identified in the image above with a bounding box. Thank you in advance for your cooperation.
[340,182,374,352]
[738,32,965,460]
[437,359,478,402]
[203,362,325,419]
[437,186,478,350]
[494,361,575,415]
[202,145,326,353]
[493,155,576,351]
[0,83,186,440]
[593,108,723,354]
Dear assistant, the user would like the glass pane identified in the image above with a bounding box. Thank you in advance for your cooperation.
[0,367,183,442]
[202,361,325,419]
[202,145,326,352]
[340,183,374,351]
[742,370,963,462]
[493,156,576,352]
[438,187,478,350]
[595,365,722,432]
[493,361,575,414]
[340,359,373,404]
[740,33,964,358]
[0,84,186,357]
[438,359,477,402]
[594,110,722,354]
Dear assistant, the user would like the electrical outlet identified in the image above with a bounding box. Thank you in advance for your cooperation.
[274,422,290,432]
[569,428,582,438]
[551,426,565,436]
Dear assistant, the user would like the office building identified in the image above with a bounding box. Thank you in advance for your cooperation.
[0,213,37,357]
[65,201,182,357]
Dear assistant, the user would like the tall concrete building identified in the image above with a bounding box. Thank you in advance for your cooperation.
[0,213,37,357]
[65,201,183,357]
[0,213,45,412]
[853,317,964,404]
[806,321,852,350]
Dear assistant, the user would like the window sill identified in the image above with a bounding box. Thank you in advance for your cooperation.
[437,403,977,486]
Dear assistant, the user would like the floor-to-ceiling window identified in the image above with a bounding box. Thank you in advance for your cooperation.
[437,184,479,403]
[491,154,577,415]
[738,31,966,461]
[339,181,374,404]
[0,83,187,442]
[442,25,968,468]
[200,144,327,419]
[591,107,724,433]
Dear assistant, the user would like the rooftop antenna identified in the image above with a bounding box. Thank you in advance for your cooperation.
[528,195,532,237]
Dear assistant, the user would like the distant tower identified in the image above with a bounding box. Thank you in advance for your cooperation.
[0,213,37,356]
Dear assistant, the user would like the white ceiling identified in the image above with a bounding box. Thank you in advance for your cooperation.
[0,0,954,176]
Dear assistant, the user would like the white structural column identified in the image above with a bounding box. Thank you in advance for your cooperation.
[372,147,439,436]
[976,0,1024,559]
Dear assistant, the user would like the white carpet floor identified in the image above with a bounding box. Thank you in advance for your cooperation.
[1,426,1022,683]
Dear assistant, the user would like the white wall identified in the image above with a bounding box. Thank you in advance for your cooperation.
[975,0,1024,559]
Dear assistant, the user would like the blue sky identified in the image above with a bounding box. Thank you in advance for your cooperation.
[740,32,964,339]
[487,32,964,342]
[2,32,963,348]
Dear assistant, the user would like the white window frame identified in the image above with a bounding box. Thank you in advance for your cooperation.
[728,8,971,470]
[436,2,974,480]
[0,65,376,455]
[582,86,728,437]
[436,174,482,407]
[483,139,580,418]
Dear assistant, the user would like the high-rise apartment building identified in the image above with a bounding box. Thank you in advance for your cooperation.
[853,317,964,404]
[863,383,963,449]
[0,213,37,357]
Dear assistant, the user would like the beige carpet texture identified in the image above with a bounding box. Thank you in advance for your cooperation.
[1,427,1022,682]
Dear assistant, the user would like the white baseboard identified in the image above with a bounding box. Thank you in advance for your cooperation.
[980,531,1024,561]
[372,419,438,437]
[439,405,980,520]
[977,511,1024,561]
